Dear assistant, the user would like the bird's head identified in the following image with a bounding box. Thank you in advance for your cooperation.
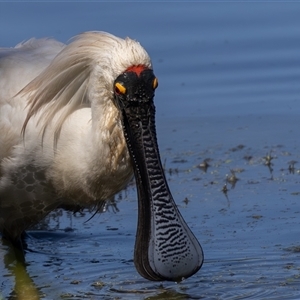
[113,65,158,110]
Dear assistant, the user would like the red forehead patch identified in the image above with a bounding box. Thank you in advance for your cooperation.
[126,65,147,76]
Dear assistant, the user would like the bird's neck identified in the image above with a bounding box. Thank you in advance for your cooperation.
[47,98,132,206]
[83,98,133,200]
[90,95,126,167]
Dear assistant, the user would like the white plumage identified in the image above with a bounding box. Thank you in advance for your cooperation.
[1,32,148,232]
[0,31,203,281]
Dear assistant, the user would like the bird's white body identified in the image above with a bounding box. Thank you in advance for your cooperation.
[0,32,203,281]
[0,32,151,237]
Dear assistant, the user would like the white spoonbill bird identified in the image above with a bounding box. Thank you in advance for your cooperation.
[0,31,203,281]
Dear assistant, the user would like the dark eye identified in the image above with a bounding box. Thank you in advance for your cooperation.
[115,82,126,94]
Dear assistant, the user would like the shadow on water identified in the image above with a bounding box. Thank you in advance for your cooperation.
[1,238,40,300]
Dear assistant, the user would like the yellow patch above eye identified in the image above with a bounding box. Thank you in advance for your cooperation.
[153,77,158,89]
[115,82,126,94]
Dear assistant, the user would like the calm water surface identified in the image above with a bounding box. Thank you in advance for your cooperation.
[1,2,300,299]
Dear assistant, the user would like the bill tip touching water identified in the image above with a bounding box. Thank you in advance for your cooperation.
[0,31,203,281]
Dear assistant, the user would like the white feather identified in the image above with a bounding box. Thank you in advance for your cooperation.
[0,31,152,238]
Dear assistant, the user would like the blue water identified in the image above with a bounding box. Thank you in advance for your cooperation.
[1,2,300,299]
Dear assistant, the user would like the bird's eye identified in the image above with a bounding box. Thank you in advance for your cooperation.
[115,82,126,95]
[153,77,158,89]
